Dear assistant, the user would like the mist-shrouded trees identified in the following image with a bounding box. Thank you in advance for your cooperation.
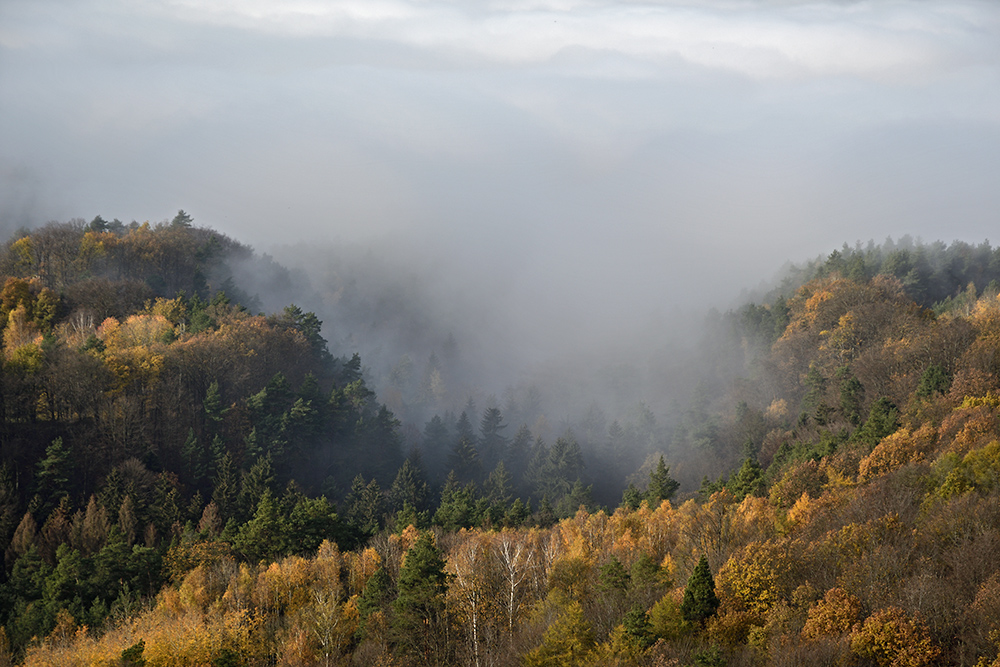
[479,407,508,472]
[16,222,1000,666]
[646,455,679,505]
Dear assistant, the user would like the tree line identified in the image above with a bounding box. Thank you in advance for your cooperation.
[3,221,1000,665]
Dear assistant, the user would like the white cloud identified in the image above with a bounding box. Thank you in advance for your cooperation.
[139,0,1000,82]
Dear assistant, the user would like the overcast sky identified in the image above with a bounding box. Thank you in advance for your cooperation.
[3,0,1000,359]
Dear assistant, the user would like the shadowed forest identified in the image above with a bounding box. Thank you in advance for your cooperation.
[1,217,1000,666]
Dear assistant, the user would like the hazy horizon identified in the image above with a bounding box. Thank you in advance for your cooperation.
[3,0,1000,397]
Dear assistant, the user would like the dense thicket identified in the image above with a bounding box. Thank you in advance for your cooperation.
[3,225,1000,667]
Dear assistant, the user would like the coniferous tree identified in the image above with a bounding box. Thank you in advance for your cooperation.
[344,475,384,543]
[387,458,429,515]
[646,455,680,505]
[391,531,450,662]
[621,483,643,510]
[479,407,508,471]
[203,380,227,433]
[505,423,532,486]
[448,432,481,485]
[916,363,950,398]
[34,438,72,517]
[839,371,865,426]
[483,461,512,505]
[852,397,900,447]
[727,457,763,501]
[358,565,393,639]
[180,428,204,485]
[211,453,239,522]
[681,555,720,625]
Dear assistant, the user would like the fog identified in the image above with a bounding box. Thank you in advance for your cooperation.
[3,0,1000,430]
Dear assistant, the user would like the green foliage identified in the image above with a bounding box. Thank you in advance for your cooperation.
[839,370,865,426]
[433,473,480,531]
[233,491,287,563]
[929,440,1000,502]
[121,640,147,667]
[622,607,654,650]
[34,438,72,515]
[357,565,393,638]
[344,475,383,544]
[598,556,630,596]
[504,497,531,526]
[647,455,680,504]
[693,645,726,667]
[727,457,763,501]
[682,556,720,625]
[915,363,950,398]
[852,397,900,448]
[620,483,643,510]
[391,531,450,660]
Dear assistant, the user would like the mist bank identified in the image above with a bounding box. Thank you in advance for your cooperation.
[261,231,726,419]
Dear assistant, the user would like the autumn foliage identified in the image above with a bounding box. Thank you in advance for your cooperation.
[7,227,1000,666]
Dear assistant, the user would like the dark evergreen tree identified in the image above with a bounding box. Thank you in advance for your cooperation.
[505,423,532,485]
[483,461,512,505]
[916,363,950,398]
[433,472,479,531]
[171,210,193,228]
[681,555,720,625]
[343,475,384,543]
[621,483,643,510]
[210,453,239,522]
[391,531,450,663]
[233,490,287,564]
[727,457,763,501]
[181,428,205,485]
[839,370,865,426]
[622,607,655,650]
[555,480,593,518]
[421,415,451,478]
[598,556,630,595]
[646,455,680,505]
[237,455,275,522]
[852,397,900,447]
[357,565,393,639]
[479,407,508,471]
[448,432,481,485]
[203,380,227,434]
[34,438,73,517]
[387,458,430,515]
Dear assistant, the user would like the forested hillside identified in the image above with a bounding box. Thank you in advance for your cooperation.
[2,220,1000,667]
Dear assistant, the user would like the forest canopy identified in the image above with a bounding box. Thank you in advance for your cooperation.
[1,218,1000,667]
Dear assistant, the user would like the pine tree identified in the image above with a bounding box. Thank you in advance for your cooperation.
[449,433,482,485]
[479,407,508,471]
[681,555,720,625]
[181,428,205,484]
[646,455,680,505]
[727,457,763,501]
[388,459,429,515]
[391,531,450,662]
[358,565,393,638]
[35,438,72,516]
[203,380,227,431]
[483,461,512,505]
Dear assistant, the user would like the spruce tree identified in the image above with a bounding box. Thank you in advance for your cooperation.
[391,531,450,662]
[681,555,719,625]
[646,456,680,505]
[358,565,393,639]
